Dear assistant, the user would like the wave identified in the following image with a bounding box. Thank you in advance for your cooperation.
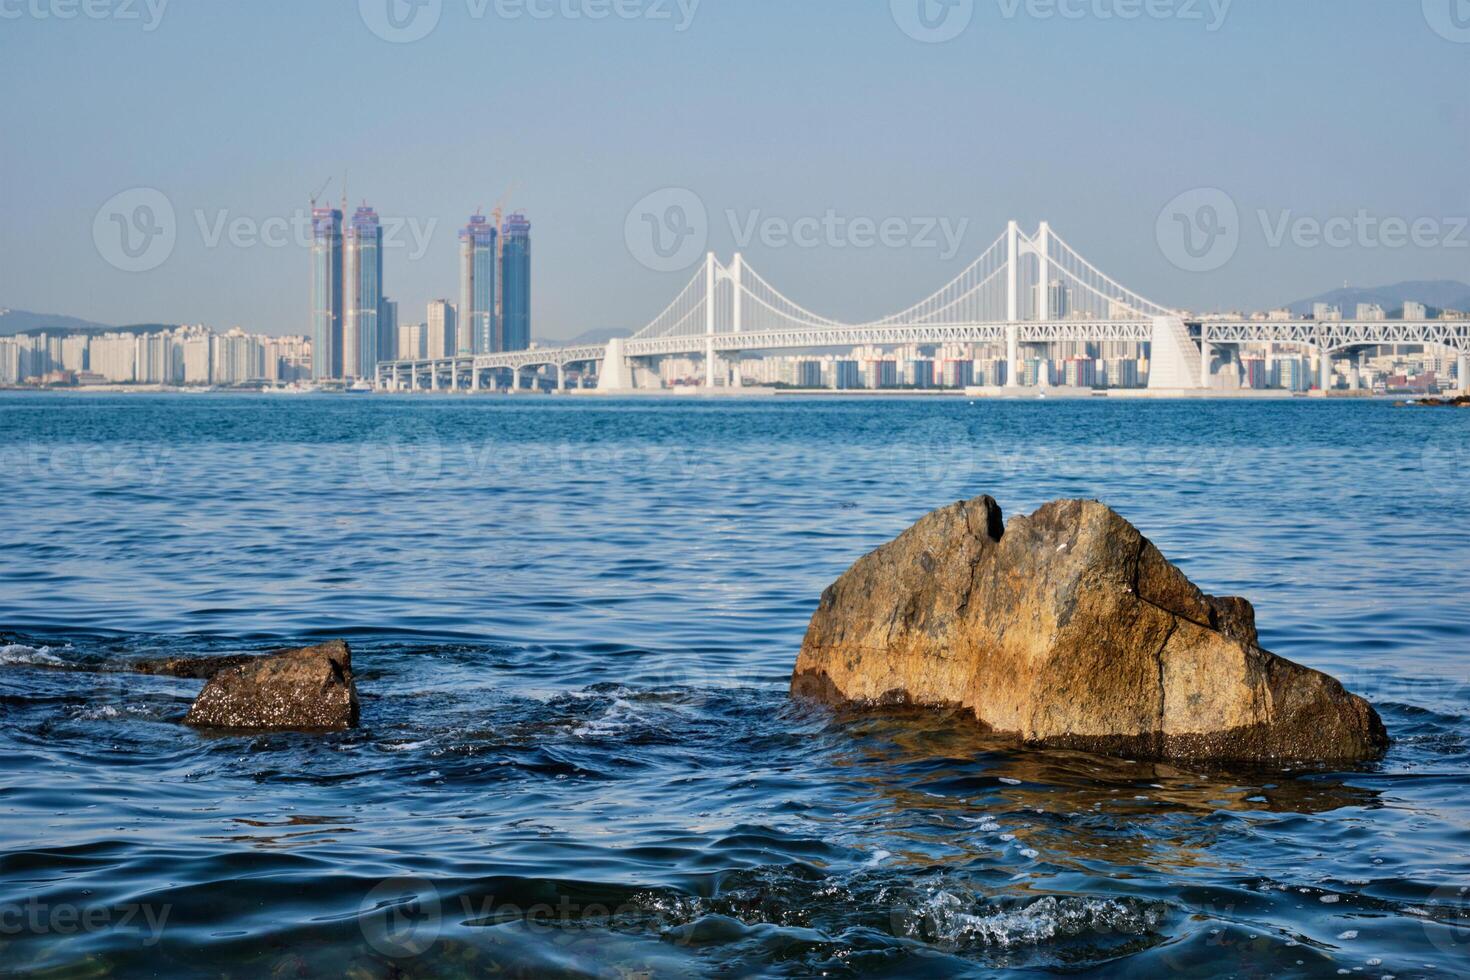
[0,643,65,667]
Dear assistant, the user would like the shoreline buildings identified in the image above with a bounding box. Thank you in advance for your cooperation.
[1,326,311,387]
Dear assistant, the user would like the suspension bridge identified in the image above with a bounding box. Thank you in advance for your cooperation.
[378,221,1470,394]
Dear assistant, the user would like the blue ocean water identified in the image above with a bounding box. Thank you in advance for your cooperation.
[1,392,1468,978]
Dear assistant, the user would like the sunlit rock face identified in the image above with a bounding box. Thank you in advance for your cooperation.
[185,640,360,732]
[792,497,1388,765]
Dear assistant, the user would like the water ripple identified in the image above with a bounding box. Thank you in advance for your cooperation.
[1,393,1467,976]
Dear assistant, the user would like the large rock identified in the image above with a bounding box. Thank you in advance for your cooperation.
[791,497,1388,764]
[184,641,360,732]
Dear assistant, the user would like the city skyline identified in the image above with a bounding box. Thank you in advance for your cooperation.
[305,199,532,380]
[4,3,1468,340]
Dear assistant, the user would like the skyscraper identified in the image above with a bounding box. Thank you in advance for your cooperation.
[343,205,384,379]
[460,214,497,354]
[501,212,531,352]
[379,297,398,369]
[310,207,344,380]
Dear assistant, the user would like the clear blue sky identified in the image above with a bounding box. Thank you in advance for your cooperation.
[2,0,1466,337]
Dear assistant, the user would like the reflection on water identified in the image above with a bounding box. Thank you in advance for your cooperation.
[1,393,1468,977]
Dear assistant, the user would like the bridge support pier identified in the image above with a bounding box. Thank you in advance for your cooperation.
[705,252,718,389]
[1459,353,1469,393]
[1319,350,1333,392]
[1006,325,1019,388]
[598,336,635,391]
[1200,340,1212,388]
[557,364,566,392]
[1005,221,1020,388]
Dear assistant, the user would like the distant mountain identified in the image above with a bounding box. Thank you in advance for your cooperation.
[0,309,114,336]
[1282,280,1470,317]
[536,326,630,347]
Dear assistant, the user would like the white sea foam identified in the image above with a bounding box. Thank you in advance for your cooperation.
[572,697,645,738]
[0,644,64,667]
[381,739,432,753]
[901,891,1166,949]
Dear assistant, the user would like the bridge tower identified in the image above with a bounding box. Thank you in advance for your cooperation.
[1005,221,1020,387]
[704,251,718,389]
[729,253,743,388]
[1035,221,1051,322]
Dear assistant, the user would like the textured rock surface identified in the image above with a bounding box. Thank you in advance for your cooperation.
[791,497,1388,764]
[133,654,258,680]
[185,641,360,731]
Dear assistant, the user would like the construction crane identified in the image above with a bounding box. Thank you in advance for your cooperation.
[308,177,332,210]
[490,181,520,231]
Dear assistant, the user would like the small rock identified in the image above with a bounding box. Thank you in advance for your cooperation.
[1408,394,1470,408]
[184,640,360,732]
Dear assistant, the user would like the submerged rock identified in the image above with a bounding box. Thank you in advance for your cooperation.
[791,497,1388,765]
[184,640,360,732]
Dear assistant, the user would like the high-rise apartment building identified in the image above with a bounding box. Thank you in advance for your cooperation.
[398,322,425,361]
[343,205,384,379]
[501,212,531,352]
[427,300,456,359]
[460,214,497,354]
[311,207,344,380]
[378,297,398,373]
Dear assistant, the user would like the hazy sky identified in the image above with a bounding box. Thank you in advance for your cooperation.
[2,0,1467,338]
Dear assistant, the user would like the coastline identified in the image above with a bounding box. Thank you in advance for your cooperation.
[3,384,1457,401]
